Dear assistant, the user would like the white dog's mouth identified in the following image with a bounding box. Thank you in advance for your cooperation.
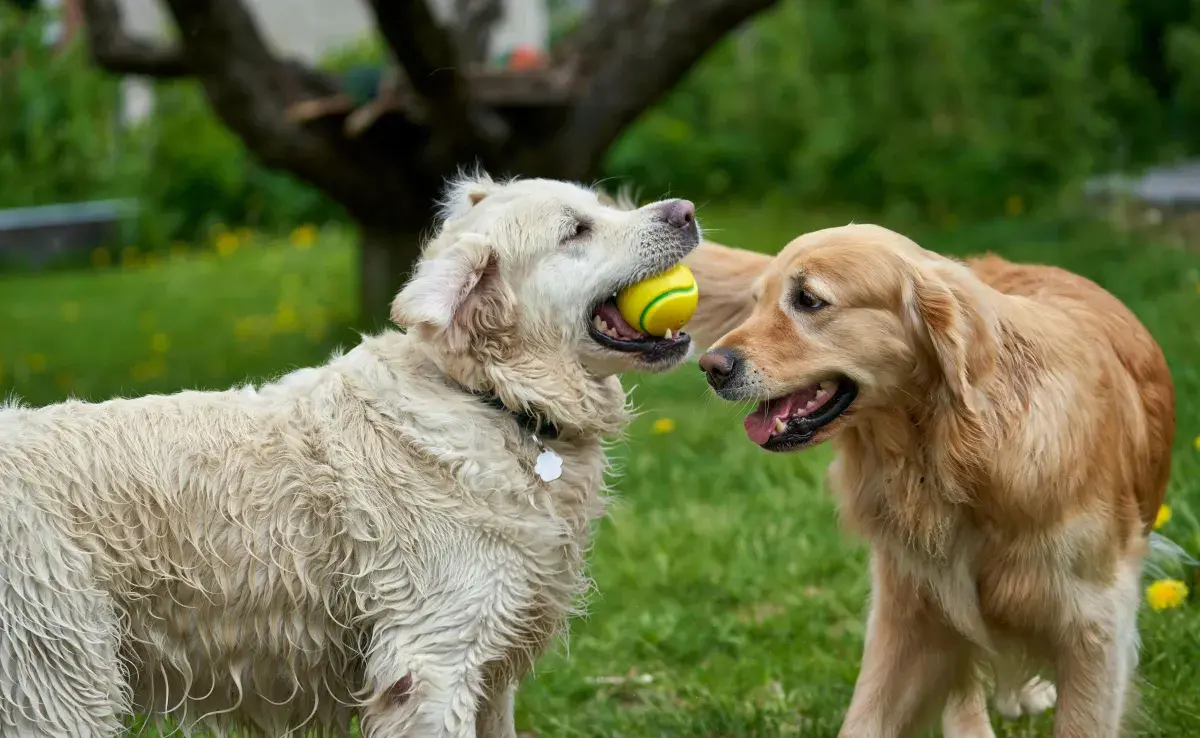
[587,296,691,363]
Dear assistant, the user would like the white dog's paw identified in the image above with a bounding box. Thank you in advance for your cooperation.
[995,676,1057,719]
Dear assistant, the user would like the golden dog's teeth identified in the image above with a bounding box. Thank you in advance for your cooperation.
[663,328,673,340]
[774,417,787,433]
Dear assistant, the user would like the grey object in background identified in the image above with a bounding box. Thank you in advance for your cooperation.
[1085,159,1200,211]
[0,200,138,268]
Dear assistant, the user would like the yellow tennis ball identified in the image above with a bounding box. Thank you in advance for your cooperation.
[616,263,699,337]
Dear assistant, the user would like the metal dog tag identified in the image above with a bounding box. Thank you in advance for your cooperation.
[532,435,563,482]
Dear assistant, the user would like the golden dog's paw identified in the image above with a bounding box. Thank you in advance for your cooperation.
[995,676,1057,719]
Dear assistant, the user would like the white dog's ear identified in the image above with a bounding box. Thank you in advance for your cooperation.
[907,263,996,413]
[391,234,513,353]
[439,172,500,222]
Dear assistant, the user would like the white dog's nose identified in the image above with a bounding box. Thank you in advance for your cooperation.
[658,199,696,230]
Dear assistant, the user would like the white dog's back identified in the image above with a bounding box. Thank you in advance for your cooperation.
[0,335,607,736]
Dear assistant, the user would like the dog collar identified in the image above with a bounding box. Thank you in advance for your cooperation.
[476,393,562,441]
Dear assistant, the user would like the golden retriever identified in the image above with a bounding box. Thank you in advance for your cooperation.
[0,174,701,738]
[684,225,1175,737]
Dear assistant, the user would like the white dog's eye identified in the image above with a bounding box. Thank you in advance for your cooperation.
[563,219,591,242]
[793,287,827,311]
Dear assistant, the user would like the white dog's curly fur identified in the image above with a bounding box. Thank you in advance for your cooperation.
[0,175,699,737]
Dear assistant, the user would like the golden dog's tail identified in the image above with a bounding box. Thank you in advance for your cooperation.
[1146,532,1198,581]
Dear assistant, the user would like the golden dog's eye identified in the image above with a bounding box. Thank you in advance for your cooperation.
[793,288,827,311]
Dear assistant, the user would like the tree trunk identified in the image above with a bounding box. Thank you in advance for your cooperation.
[357,220,428,332]
[80,0,783,321]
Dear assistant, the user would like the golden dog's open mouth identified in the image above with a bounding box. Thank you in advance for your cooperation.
[745,377,858,450]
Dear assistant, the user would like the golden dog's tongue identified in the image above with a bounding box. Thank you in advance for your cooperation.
[745,394,801,445]
[744,385,826,445]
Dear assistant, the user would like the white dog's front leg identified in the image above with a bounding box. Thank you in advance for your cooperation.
[476,677,517,738]
[358,539,535,738]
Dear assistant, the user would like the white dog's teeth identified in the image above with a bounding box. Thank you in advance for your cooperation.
[774,417,786,433]
[599,320,609,332]
[593,316,604,331]
[663,328,673,340]
[819,380,836,394]
[805,400,816,411]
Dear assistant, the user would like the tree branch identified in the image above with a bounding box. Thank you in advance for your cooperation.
[453,0,502,65]
[155,0,422,225]
[80,0,189,77]
[365,0,507,151]
[553,0,780,178]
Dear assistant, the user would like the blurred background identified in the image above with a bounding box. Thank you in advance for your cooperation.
[1,0,1199,735]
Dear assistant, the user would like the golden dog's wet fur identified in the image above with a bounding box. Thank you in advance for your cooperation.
[685,225,1175,737]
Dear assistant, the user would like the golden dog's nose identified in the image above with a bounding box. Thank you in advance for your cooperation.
[699,348,740,390]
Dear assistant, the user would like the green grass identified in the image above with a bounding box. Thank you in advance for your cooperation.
[1,207,1198,737]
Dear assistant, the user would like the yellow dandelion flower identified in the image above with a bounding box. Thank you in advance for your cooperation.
[215,232,240,257]
[1005,195,1025,216]
[1146,579,1188,611]
[91,247,112,269]
[1194,435,1200,453]
[306,323,329,344]
[273,303,299,333]
[652,417,677,435]
[25,354,47,373]
[120,246,142,268]
[1155,504,1172,530]
[290,224,317,250]
[53,372,74,393]
[233,316,259,342]
[60,302,80,323]
[280,273,302,296]
[151,333,170,354]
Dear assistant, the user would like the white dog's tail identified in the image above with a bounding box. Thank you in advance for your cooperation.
[1145,531,1199,580]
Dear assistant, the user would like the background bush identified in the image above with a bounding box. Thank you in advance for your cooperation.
[605,0,1182,218]
[4,0,1200,250]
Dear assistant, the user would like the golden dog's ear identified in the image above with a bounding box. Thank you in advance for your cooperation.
[391,234,514,353]
[908,263,996,412]
[683,241,773,352]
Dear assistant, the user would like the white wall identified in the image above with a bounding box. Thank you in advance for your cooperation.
[114,0,547,64]
[112,0,547,124]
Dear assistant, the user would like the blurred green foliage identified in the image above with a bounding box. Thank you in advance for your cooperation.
[0,5,137,208]
[0,5,340,255]
[4,0,1200,245]
[607,0,1200,217]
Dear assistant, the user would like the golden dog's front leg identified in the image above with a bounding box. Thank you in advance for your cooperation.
[1051,558,1142,738]
[840,554,984,738]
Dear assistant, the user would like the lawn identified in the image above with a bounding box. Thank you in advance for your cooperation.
[1,206,1198,737]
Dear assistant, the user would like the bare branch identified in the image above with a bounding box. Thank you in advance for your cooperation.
[554,0,780,178]
[365,0,508,150]
[453,0,502,64]
[80,0,189,77]
[155,0,421,225]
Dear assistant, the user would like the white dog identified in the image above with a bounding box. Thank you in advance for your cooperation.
[0,175,700,737]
